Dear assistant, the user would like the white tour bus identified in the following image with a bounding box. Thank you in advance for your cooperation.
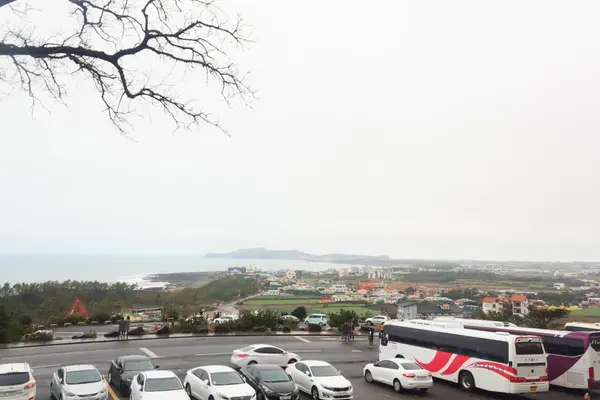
[379,320,549,394]
[435,317,600,390]
[564,322,600,332]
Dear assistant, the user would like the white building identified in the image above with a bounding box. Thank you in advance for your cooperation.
[330,283,347,293]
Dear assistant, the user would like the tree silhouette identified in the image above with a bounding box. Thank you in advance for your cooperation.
[0,0,253,135]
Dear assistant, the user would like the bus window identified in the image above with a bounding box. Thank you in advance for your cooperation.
[590,336,600,352]
[516,341,544,355]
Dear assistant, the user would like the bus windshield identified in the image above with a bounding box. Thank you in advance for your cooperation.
[515,341,544,355]
[590,335,600,352]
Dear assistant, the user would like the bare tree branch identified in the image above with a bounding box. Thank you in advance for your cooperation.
[0,0,254,135]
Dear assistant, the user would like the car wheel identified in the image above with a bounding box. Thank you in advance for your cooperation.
[393,378,403,392]
[364,370,373,383]
[459,371,475,392]
[186,384,193,399]
[311,386,320,400]
[419,388,428,393]
[257,391,264,400]
[208,396,214,400]
[248,360,258,365]
[49,383,56,400]
[288,358,297,364]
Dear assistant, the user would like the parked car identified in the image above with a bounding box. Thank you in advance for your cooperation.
[107,355,159,396]
[365,315,390,325]
[280,315,299,322]
[0,363,37,400]
[230,344,301,368]
[304,314,328,326]
[286,360,353,400]
[213,315,237,324]
[50,365,107,400]
[363,359,432,393]
[129,370,188,400]
[183,365,255,400]
[241,364,300,400]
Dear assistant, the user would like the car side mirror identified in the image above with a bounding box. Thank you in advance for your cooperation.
[305,371,311,376]
[155,365,160,369]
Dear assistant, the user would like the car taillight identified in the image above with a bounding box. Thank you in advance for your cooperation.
[402,373,416,378]
[236,353,249,358]
[590,367,595,381]
[24,382,36,390]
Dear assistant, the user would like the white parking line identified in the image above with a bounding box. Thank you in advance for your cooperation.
[351,350,362,353]
[294,336,311,343]
[140,348,161,358]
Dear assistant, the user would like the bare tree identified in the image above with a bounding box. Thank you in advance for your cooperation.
[0,0,253,135]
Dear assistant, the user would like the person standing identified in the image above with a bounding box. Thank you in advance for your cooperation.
[117,318,125,339]
[584,393,591,400]
[368,327,375,348]
[124,316,131,340]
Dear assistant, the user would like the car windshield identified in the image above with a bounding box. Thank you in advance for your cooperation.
[211,372,244,386]
[260,369,290,383]
[399,362,421,370]
[0,372,29,386]
[145,377,182,392]
[124,360,155,371]
[310,365,339,377]
[65,370,101,385]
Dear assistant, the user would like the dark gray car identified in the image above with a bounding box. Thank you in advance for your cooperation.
[241,364,299,400]
[107,355,159,396]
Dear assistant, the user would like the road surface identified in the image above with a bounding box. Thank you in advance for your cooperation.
[2,336,591,400]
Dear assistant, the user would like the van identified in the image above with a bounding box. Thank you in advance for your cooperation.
[304,314,328,326]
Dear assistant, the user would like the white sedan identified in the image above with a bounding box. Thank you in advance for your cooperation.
[0,363,37,400]
[230,344,301,368]
[286,360,353,400]
[129,370,189,400]
[50,364,108,400]
[363,359,432,393]
[365,315,390,325]
[183,365,256,400]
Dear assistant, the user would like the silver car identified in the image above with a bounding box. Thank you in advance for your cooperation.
[50,364,108,400]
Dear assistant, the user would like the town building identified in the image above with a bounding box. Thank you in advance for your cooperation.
[482,295,530,317]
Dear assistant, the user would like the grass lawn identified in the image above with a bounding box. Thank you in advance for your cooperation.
[570,308,600,317]
[245,297,321,305]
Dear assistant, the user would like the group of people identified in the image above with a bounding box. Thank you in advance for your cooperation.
[340,322,355,341]
[117,316,131,339]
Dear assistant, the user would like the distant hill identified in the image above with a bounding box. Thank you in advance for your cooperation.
[205,247,390,263]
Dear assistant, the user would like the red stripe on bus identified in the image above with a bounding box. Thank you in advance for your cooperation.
[415,351,453,373]
[441,355,471,376]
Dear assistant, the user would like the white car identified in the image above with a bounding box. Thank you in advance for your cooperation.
[230,344,301,368]
[50,364,107,400]
[365,315,390,325]
[213,315,236,324]
[183,365,256,400]
[363,359,432,393]
[0,363,37,400]
[304,314,328,326]
[129,370,188,400]
[286,360,353,400]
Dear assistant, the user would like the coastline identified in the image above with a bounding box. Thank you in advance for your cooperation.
[0,254,347,284]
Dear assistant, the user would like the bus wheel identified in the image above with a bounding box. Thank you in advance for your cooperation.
[395,355,404,359]
[393,378,403,392]
[459,371,475,392]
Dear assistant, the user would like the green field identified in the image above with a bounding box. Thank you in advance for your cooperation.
[570,308,600,317]
[245,297,322,305]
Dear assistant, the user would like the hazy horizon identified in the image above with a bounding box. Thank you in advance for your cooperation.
[2,0,600,262]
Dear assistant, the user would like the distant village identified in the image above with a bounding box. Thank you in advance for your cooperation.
[226,262,600,320]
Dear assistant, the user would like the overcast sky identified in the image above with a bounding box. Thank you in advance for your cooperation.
[1,0,599,261]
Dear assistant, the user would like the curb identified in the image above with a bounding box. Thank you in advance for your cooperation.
[7,332,366,349]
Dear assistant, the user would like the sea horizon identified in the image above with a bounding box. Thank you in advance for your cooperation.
[0,254,347,285]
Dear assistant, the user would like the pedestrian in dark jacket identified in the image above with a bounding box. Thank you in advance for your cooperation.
[124,316,131,339]
[368,328,375,348]
[117,319,125,339]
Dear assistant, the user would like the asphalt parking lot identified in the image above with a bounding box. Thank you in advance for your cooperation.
[2,336,593,400]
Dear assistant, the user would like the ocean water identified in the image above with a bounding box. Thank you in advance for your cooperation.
[0,254,345,285]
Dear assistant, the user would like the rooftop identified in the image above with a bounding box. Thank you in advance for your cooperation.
[64,364,98,372]
[202,365,237,373]
[0,363,30,373]
[143,370,179,379]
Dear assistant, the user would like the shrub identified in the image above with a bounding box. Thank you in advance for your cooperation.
[64,315,86,325]
[23,330,54,342]
[327,309,359,327]
[235,310,279,331]
[214,324,230,334]
[307,324,322,332]
[87,313,111,325]
[291,306,307,320]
